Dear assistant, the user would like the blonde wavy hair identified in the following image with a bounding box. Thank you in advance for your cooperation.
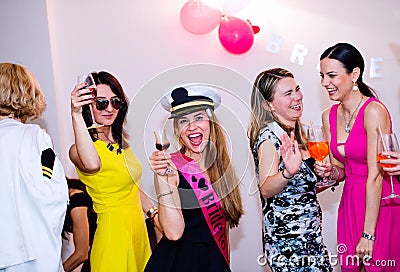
[248,67,307,151]
[0,62,46,120]
[174,110,244,228]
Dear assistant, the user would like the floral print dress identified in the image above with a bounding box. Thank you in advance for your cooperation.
[252,123,332,272]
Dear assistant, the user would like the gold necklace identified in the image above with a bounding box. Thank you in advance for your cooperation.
[342,95,364,133]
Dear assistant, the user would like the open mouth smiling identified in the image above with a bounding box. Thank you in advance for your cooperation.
[188,133,203,146]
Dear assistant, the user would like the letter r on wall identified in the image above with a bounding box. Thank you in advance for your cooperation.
[290,43,309,66]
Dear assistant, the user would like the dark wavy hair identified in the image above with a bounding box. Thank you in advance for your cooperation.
[320,42,378,98]
[82,71,129,149]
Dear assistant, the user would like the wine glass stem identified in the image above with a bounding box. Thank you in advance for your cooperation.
[90,105,96,124]
[390,176,395,194]
[319,160,327,181]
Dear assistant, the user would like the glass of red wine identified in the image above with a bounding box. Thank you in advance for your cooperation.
[77,73,103,129]
[154,129,174,175]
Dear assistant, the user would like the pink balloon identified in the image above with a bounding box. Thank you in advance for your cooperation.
[180,0,222,34]
[218,16,254,54]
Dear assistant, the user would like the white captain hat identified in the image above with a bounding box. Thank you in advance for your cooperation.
[161,83,221,118]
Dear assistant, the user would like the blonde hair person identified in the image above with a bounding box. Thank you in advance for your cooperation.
[249,68,308,151]
[248,68,332,271]
[0,63,46,120]
[145,85,243,272]
[0,62,68,272]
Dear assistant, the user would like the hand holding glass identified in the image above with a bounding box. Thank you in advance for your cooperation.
[308,126,336,187]
[77,74,103,129]
[377,132,400,199]
[154,130,174,175]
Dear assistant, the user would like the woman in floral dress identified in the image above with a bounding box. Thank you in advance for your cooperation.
[248,68,332,272]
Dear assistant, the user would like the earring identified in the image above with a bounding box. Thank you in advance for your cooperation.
[352,81,358,91]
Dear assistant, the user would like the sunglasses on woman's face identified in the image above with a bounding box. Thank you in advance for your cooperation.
[94,97,123,111]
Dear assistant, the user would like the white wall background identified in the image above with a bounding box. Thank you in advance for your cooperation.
[1,0,399,271]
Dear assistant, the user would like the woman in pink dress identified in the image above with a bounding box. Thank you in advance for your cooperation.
[315,42,400,271]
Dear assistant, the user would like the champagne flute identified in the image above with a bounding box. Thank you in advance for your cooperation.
[77,73,103,129]
[308,125,336,187]
[154,129,174,175]
[377,132,400,199]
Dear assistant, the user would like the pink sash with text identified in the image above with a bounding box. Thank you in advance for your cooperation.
[171,152,229,264]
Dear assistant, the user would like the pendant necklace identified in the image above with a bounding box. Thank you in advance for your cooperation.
[342,95,364,133]
[106,142,122,155]
[98,132,122,155]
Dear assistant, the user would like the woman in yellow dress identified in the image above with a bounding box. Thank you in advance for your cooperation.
[69,71,158,271]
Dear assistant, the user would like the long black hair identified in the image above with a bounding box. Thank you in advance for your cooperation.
[82,71,129,149]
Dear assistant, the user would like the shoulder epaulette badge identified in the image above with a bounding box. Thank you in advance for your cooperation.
[41,148,56,179]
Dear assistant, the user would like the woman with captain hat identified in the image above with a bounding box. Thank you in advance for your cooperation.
[144,84,244,272]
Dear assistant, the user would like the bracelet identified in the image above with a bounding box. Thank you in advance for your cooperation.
[361,232,376,241]
[329,165,340,181]
[150,210,159,221]
[146,206,158,218]
[281,170,294,180]
[328,165,338,180]
[157,190,173,199]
